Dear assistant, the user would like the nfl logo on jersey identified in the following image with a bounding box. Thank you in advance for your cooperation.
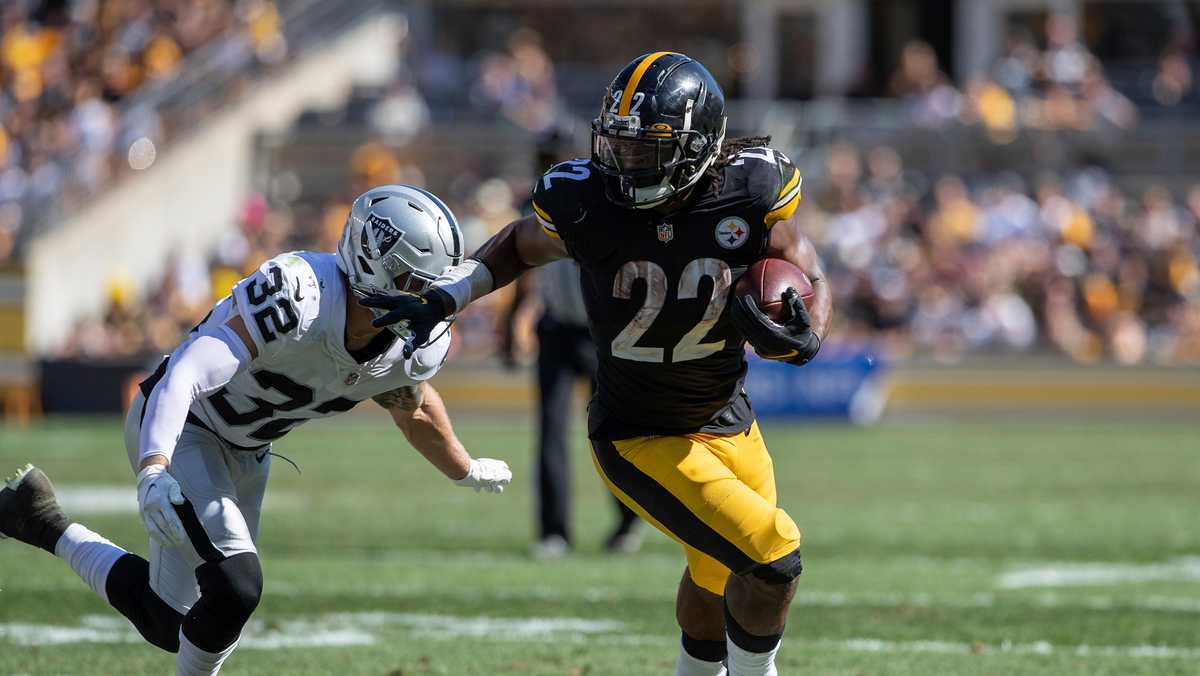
[657,223,674,243]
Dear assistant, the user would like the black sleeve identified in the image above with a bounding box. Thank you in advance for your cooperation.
[530,159,593,247]
[736,147,802,228]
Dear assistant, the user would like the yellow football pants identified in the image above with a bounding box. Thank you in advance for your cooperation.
[590,421,801,595]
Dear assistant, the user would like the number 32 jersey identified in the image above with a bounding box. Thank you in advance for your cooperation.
[142,251,449,449]
[531,148,802,440]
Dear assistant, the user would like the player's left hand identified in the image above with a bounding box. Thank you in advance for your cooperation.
[453,458,513,494]
[359,288,454,358]
[730,287,821,366]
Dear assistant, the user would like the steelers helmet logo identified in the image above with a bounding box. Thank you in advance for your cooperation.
[715,217,750,249]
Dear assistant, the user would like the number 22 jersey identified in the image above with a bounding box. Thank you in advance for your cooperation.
[141,251,450,449]
[530,148,803,440]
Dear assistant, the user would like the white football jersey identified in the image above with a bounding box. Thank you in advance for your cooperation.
[169,251,449,448]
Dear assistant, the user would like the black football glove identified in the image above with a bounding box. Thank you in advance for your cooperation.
[730,287,821,366]
[359,287,455,358]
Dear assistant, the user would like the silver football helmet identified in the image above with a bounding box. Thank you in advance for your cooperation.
[336,184,464,337]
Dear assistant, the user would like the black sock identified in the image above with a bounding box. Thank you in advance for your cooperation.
[682,630,727,662]
[104,554,184,652]
[723,601,782,653]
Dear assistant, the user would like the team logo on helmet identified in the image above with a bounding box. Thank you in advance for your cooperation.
[715,217,749,249]
[361,213,402,259]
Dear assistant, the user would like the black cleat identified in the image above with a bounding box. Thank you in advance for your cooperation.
[0,464,71,554]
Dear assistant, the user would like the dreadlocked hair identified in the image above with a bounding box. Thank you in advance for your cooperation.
[702,135,772,197]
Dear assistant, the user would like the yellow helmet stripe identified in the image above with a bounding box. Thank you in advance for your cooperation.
[619,51,676,116]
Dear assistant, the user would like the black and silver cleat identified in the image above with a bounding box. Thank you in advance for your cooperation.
[1,463,71,554]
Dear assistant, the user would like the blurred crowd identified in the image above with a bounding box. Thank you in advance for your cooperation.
[809,143,1200,364]
[56,140,524,361]
[0,0,285,264]
[17,9,1200,366]
[57,137,1200,366]
[892,14,1154,137]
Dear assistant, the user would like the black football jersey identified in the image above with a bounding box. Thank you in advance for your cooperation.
[531,148,803,440]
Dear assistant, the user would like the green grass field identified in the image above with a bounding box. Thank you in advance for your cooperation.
[1,414,1198,675]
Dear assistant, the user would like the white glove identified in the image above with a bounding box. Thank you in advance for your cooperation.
[136,464,188,548]
[453,458,512,493]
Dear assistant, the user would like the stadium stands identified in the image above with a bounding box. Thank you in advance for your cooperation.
[15,5,1200,367]
[0,0,287,264]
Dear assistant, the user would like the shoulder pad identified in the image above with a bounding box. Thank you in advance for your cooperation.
[531,159,594,240]
[729,147,802,227]
[231,253,322,360]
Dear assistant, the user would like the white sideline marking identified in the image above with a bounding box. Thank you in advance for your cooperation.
[54,486,305,514]
[55,487,137,514]
[0,612,624,649]
[997,558,1200,589]
[828,638,1200,660]
[795,591,1200,614]
[4,615,1200,660]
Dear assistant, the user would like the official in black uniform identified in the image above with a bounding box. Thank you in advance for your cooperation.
[363,52,833,676]
[505,133,640,558]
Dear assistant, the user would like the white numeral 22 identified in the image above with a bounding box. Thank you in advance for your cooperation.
[611,258,731,363]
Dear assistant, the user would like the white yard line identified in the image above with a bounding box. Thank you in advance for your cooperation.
[794,590,1200,614]
[54,486,306,514]
[826,637,1200,660]
[0,612,625,650]
[997,557,1200,589]
[4,613,1200,661]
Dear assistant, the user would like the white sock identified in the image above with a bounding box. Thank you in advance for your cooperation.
[176,629,239,676]
[53,523,126,604]
[726,636,781,676]
[677,647,727,676]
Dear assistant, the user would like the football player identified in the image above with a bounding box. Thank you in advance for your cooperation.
[0,185,512,676]
[363,53,832,676]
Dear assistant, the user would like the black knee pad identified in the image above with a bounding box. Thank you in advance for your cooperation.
[747,549,803,585]
[106,554,184,652]
[196,552,263,621]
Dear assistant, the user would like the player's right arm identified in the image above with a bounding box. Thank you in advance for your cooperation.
[132,316,253,547]
[135,256,317,546]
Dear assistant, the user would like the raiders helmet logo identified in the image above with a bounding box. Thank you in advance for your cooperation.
[361,213,402,260]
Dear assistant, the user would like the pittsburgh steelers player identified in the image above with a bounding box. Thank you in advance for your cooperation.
[365,53,832,675]
[0,185,512,675]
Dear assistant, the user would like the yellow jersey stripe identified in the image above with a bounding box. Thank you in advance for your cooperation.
[531,201,554,224]
[772,182,802,212]
[619,51,675,116]
[765,191,802,226]
[773,168,801,208]
[541,224,561,239]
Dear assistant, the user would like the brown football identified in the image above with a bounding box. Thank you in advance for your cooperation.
[734,258,815,322]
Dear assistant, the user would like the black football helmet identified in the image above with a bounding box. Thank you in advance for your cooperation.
[591,52,727,209]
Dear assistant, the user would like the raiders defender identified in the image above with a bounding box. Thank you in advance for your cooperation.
[364,53,832,676]
[0,185,512,675]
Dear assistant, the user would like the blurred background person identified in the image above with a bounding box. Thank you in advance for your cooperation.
[501,128,640,559]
